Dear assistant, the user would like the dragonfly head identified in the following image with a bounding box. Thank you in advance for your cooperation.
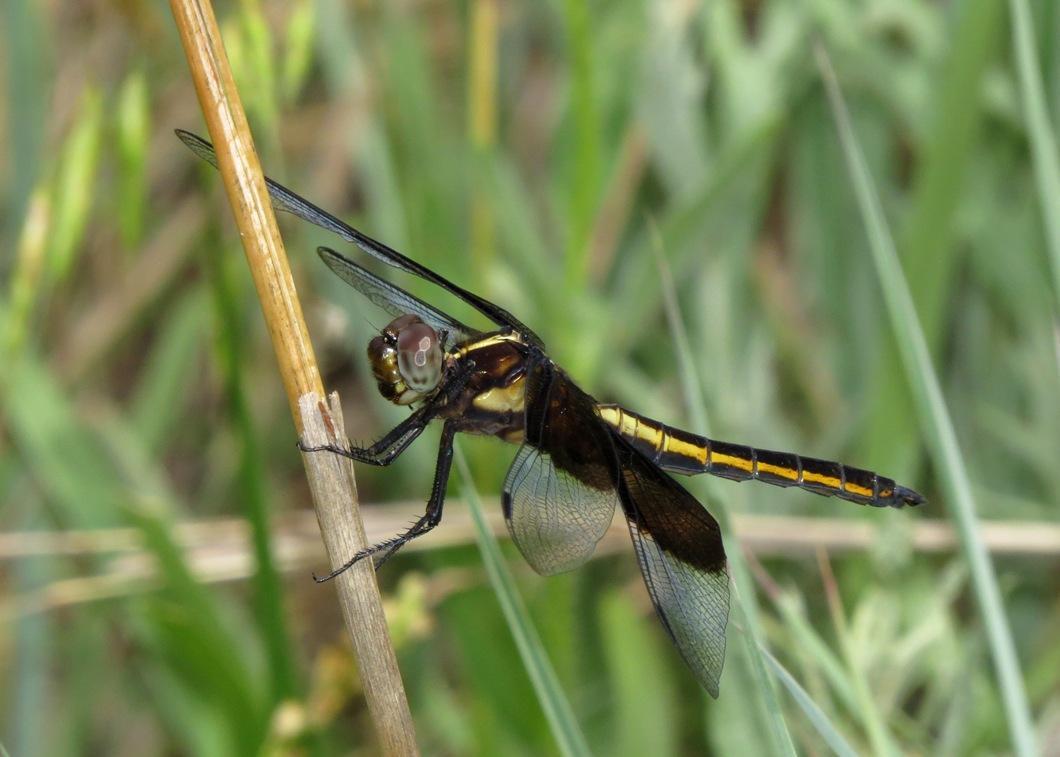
[368,314,444,405]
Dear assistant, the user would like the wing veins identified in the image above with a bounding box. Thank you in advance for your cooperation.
[502,362,618,576]
[316,246,477,346]
[613,431,730,697]
[176,129,542,345]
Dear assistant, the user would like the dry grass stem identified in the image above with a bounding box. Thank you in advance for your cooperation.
[4,511,1056,622]
[299,393,419,756]
[167,0,417,751]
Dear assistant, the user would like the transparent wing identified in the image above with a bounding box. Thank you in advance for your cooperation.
[501,360,618,575]
[177,128,400,252]
[317,246,478,348]
[502,444,618,575]
[614,433,730,697]
[176,129,542,345]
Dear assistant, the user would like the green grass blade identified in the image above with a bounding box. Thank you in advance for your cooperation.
[862,0,1004,474]
[467,0,499,282]
[768,591,858,720]
[280,0,315,103]
[599,592,678,757]
[759,645,858,757]
[820,558,899,757]
[130,506,267,755]
[3,188,50,360]
[4,352,124,527]
[47,88,103,283]
[205,249,297,703]
[3,0,47,241]
[561,0,601,290]
[612,115,782,356]
[1008,0,1060,310]
[116,67,149,249]
[3,352,265,753]
[129,289,209,454]
[816,45,1038,757]
[453,447,591,757]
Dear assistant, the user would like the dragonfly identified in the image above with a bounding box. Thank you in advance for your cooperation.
[178,129,924,697]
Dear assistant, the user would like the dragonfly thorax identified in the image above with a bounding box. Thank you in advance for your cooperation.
[368,314,444,405]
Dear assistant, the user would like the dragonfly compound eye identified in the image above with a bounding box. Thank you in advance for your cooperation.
[397,320,442,392]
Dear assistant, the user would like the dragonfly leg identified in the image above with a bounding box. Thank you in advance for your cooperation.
[299,402,435,465]
[313,422,457,582]
[299,363,474,465]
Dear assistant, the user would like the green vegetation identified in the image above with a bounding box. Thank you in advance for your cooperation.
[2,0,1057,754]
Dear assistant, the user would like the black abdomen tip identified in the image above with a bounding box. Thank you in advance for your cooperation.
[893,485,925,507]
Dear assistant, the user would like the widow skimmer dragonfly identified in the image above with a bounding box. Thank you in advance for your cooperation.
[178,129,924,697]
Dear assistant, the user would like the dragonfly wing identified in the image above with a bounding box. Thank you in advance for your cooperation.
[502,444,619,575]
[317,246,478,348]
[176,129,542,344]
[502,359,618,575]
[613,432,730,697]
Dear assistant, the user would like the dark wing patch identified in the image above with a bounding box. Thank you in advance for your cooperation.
[614,433,730,698]
[317,246,478,348]
[176,129,542,345]
[502,359,618,575]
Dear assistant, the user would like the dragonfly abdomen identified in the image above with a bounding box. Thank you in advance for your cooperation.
[596,404,923,508]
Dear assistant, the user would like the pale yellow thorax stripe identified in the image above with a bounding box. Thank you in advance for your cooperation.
[455,333,514,359]
[472,381,526,415]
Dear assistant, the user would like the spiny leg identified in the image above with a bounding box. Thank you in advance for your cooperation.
[314,422,457,582]
[299,401,436,465]
[299,364,474,465]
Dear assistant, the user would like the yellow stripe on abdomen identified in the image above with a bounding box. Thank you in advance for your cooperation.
[596,403,913,507]
[598,404,713,473]
[711,451,753,473]
[801,469,842,490]
[661,434,709,468]
[755,460,800,483]
[843,481,875,498]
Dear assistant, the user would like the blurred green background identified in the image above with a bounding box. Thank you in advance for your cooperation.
[2,0,1058,754]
